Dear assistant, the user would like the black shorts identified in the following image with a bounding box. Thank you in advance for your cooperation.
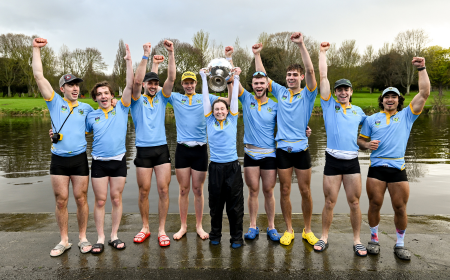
[134,145,171,168]
[276,148,312,170]
[324,152,360,176]
[50,152,89,176]
[175,143,208,172]
[368,166,408,183]
[91,156,127,178]
[243,154,277,170]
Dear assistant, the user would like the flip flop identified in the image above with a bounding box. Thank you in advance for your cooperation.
[280,230,295,246]
[77,241,92,254]
[108,239,126,250]
[91,243,104,254]
[244,227,259,240]
[353,244,368,257]
[367,241,380,255]
[313,240,329,252]
[302,228,319,246]
[134,232,151,243]
[394,245,411,260]
[158,235,170,247]
[267,228,281,242]
[50,243,72,257]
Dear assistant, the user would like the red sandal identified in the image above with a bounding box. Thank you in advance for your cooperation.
[133,232,151,243]
[158,235,170,247]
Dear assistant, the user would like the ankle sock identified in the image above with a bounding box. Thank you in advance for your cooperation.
[370,225,379,243]
[396,228,406,247]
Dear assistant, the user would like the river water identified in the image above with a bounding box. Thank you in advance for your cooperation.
[0,115,449,214]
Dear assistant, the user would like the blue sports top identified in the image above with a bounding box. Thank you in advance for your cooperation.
[205,112,239,163]
[238,89,277,149]
[321,93,366,152]
[359,103,421,170]
[45,91,93,157]
[269,80,318,153]
[168,92,218,142]
[86,99,131,158]
[130,89,170,147]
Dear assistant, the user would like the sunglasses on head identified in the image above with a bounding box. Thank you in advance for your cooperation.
[253,71,267,77]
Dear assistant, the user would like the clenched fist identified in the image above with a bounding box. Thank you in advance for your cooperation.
[164,40,174,52]
[320,42,330,52]
[153,55,165,64]
[33,38,47,48]
[123,44,131,61]
[225,46,234,58]
[143,42,151,56]
[290,32,304,44]
[252,43,263,55]
[412,57,425,68]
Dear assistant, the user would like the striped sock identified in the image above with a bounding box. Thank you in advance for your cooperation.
[370,225,379,243]
[396,229,406,247]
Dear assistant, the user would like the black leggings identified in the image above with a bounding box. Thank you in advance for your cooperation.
[208,160,244,245]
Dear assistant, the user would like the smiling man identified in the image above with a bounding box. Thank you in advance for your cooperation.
[314,42,367,256]
[32,38,94,257]
[357,57,430,260]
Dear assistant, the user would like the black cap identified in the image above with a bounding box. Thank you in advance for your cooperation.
[334,79,352,89]
[143,72,160,83]
[59,74,83,88]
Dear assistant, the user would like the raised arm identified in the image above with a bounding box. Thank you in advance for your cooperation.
[200,69,211,115]
[133,42,151,100]
[162,40,175,97]
[151,55,164,92]
[121,44,133,106]
[32,38,53,99]
[225,46,234,104]
[410,57,430,113]
[230,67,241,115]
[291,32,316,89]
[319,42,331,100]
[252,43,267,74]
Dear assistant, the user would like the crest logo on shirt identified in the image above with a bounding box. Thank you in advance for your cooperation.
[111,110,116,116]
[214,120,220,128]
[154,98,160,104]
[181,98,187,104]
[375,120,381,127]
[267,107,273,113]
[393,117,400,123]
[352,110,357,115]
[143,99,148,106]
[61,105,68,112]
[224,119,229,126]
[95,117,100,123]
[196,99,202,104]
[282,94,288,100]
[296,93,302,99]
[335,105,340,113]
[287,146,293,153]
[250,102,256,109]
[78,109,84,115]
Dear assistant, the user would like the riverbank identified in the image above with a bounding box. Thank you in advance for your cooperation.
[1,91,448,116]
[0,213,449,279]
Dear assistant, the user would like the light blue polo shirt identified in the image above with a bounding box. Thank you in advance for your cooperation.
[321,93,366,152]
[359,103,420,170]
[130,90,170,147]
[86,99,130,158]
[239,88,277,158]
[269,80,318,153]
[205,112,239,163]
[168,92,218,142]
[45,91,93,157]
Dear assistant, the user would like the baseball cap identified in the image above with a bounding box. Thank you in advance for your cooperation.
[59,74,83,88]
[382,87,401,96]
[181,71,197,81]
[143,72,160,83]
[334,79,352,89]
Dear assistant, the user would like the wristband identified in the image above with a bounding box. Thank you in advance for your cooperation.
[142,55,149,60]
[417,66,426,71]
[226,57,232,61]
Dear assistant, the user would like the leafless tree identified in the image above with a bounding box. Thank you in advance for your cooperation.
[112,39,126,94]
[192,29,210,67]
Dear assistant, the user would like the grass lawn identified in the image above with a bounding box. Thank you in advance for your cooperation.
[1,91,448,113]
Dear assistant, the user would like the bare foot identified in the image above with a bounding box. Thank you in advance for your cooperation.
[173,228,187,240]
[197,227,209,240]
[50,242,71,256]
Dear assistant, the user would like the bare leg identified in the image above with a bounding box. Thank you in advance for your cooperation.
[109,176,126,248]
[343,173,365,255]
[136,167,153,235]
[260,169,277,230]
[191,169,208,239]
[244,166,261,229]
[174,167,191,240]
[294,168,313,233]
[91,177,109,253]
[71,175,91,252]
[387,182,410,230]
[366,177,387,227]
[278,168,294,233]
[154,163,171,243]
[50,175,70,256]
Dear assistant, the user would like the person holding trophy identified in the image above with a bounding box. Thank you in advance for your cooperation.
[200,65,244,249]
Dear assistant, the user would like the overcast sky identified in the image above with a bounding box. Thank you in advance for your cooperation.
[1,0,449,73]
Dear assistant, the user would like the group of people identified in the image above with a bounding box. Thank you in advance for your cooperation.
[32,30,430,262]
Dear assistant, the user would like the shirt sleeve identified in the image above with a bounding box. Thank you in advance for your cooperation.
[359,109,367,125]
[209,94,219,105]
[304,83,318,101]
[119,99,130,114]
[238,88,250,104]
[268,80,284,100]
[359,117,371,138]
[320,93,335,111]
[406,103,420,123]
[45,92,62,112]
[85,114,93,134]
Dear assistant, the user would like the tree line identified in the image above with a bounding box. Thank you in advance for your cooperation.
[1,29,449,102]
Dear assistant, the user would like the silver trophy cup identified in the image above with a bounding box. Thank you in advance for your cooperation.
[203,58,234,92]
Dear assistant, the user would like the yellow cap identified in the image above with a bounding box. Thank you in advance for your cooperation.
[181,71,197,81]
